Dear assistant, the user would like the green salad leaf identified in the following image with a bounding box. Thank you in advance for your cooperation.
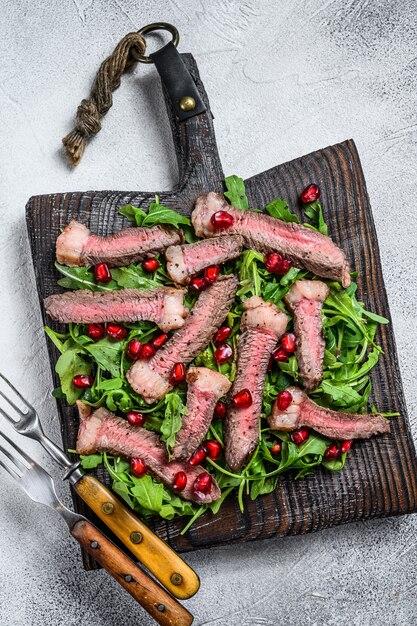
[224,175,249,210]
[265,197,299,223]
[120,196,191,229]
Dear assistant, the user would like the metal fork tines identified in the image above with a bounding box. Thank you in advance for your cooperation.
[0,430,80,528]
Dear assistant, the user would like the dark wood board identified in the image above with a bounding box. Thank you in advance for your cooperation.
[26,54,417,570]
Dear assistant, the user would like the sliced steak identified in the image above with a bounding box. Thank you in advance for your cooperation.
[284,280,330,391]
[171,367,231,461]
[44,287,187,332]
[192,192,351,288]
[268,386,390,439]
[224,296,288,472]
[56,220,182,267]
[76,402,221,504]
[126,275,238,403]
[165,236,243,285]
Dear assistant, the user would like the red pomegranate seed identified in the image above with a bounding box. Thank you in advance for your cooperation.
[88,323,105,341]
[281,333,296,353]
[130,457,147,477]
[264,252,283,273]
[300,183,321,204]
[279,259,292,274]
[270,442,282,456]
[232,389,252,409]
[142,258,160,272]
[151,333,168,349]
[126,338,142,361]
[94,262,112,284]
[290,429,309,446]
[277,390,293,411]
[189,276,207,293]
[324,443,340,459]
[340,440,353,454]
[272,347,289,362]
[213,326,232,346]
[140,343,156,360]
[214,400,227,420]
[214,343,234,365]
[126,411,146,427]
[204,265,220,284]
[189,446,207,466]
[73,374,93,389]
[106,323,127,341]
[193,472,213,494]
[210,210,234,230]
[170,362,186,385]
[173,471,187,491]
[204,440,222,461]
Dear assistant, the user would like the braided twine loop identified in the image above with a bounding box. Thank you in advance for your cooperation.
[62,32,146,166]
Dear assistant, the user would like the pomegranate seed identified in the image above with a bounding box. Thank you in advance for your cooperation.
[193,472,212,494]
[300,183,320,204]
[88,323,105,341]
[210,210,234,230]
[213,326,232,346]
[170,362,186,385]
[189,446,207,466]
[126,411,146,427]
[281,333,296,353]
[151,333,168,349]
[73,374,93,389]
[204,265,220,284]
[130,457,147,477]
[142,258,160,272]
[204,440,222,461]
[264,252,283,273]
[214,343,234,365]
[214,400,227,420]
[232,389,252,409]
[126,338,142,361]
[279,259,292,274]
[340,440,353,454]
[94,262,112,284]
[270,442,282,456]
[277,390,293,411]
[324,443,340,459]
[189,276,207,293]
[272,347,289,362]
[290,429,309,446]
[140,343,156,360]
[173,471,187,491]
[106,323,127,341]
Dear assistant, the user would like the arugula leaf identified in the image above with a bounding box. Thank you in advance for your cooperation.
[55,262,117,291]
[265,197,299,223]
[80,453,103,469]
[111,263,160,289]
[55,342,92,404]
[224,175,249,210]
[142,196,191,228]
[160,392,188,452]
[119,204,147,226]
[303,200,328,235]
[84,337,123,378]
[130,474,164,512]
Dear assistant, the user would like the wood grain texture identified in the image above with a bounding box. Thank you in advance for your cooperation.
[26,54,417,570]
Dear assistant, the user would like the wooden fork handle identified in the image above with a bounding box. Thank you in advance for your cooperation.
[75,474,200,599]
[71,519,193,626]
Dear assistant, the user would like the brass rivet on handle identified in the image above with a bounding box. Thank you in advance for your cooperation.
[102,502,115,515]
[170,572,183,586]
[90,541,99,549]
[179,96,196,111]
[130,531,143,544]
[156,604,166,613]
[124,575,133,583]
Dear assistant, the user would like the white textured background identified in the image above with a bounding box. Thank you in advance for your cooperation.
[0,1,416,624]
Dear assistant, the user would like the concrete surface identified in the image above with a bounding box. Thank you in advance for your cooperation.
[0,0,416,624]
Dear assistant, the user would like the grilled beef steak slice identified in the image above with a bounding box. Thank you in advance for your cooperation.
[165,235,243,285]
[56,220,182,267]
[224,296,288,472]
[44,287,187,332]
[284,280,330,391]
[171,367,231,461]
[268,386,390,439]
[76,402,221,503]
[127,275,238,403]
[192,192,351,288]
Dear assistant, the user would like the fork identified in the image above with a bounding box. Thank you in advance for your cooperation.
[0,373,199,599]
[0,431,193,626]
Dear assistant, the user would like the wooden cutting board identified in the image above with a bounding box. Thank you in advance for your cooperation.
[26,54,417,569]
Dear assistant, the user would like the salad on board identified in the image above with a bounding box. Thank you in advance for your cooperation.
[44,176,395,533]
